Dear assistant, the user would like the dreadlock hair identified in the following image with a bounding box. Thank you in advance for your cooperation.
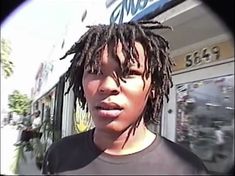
[60,20,174,132]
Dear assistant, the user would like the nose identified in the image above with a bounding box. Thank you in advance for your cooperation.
[98,75,120,95]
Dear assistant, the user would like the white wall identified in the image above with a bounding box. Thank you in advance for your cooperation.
[61,80,74,138]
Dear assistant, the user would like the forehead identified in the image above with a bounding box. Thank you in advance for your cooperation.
[104,41,147,66]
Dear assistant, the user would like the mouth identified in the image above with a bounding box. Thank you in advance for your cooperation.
[96,102,123,110]
[95,102,123,118]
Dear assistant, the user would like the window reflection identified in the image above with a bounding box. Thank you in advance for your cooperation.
[176,75,234,173]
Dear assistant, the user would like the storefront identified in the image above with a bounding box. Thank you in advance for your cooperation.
[155,1,234,173]
[163,38,234,173]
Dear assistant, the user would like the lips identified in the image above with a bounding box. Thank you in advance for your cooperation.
[95,102,123,118]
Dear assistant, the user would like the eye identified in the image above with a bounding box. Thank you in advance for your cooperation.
[85,68,103,75]
[128,70,142,76]
[87,69,98,74]
[122,69,142,79]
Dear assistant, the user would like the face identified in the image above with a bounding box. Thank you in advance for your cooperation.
[82,41,151,133]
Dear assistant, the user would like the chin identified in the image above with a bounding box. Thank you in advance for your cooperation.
[95,121,129,134]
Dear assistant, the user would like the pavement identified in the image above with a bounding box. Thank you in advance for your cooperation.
[1,124,41,175]
[18,151,42,175]
[1,124,19,175]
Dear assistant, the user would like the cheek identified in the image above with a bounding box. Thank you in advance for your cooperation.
[123,79,151,105]
[125,77,151,94]
[82,76,100,99]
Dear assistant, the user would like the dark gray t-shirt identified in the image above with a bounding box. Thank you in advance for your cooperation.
[42,129,208,175]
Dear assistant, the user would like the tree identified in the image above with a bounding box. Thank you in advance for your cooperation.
[8,90,32,115]
[1,38,14,78]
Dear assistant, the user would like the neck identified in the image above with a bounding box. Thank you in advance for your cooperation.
[93,120,156,155]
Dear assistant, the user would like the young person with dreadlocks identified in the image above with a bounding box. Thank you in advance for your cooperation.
[42,20,208,175]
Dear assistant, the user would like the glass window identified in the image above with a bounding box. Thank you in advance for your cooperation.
[176,74,234,173]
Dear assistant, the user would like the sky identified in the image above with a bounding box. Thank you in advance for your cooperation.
[1,0,93,113]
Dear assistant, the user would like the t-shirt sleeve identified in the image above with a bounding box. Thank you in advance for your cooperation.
[160,137,209,175]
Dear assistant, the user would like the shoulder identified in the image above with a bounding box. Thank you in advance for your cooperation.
[43,129,94,174]
[159,136,208,174]
[48,129,92,154]
[160,136,201,161]
[160,137,195,156]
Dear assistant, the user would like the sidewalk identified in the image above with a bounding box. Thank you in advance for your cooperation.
[0,124,41,175]
[1,125,19,175]
[18,151,41,175]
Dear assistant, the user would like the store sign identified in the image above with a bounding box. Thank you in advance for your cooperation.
[184,46,220,68]
[172,40,234,72]
[109,0,173,24]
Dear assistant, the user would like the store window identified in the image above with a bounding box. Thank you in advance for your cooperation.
[176,74,234,173]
